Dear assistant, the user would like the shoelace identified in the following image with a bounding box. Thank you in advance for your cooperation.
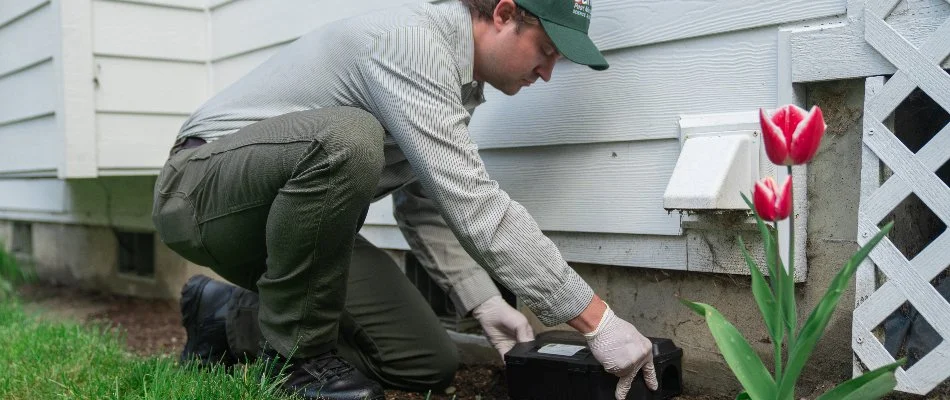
[301,353,353,382]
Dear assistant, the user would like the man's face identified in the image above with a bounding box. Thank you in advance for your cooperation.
[480,19,561,96]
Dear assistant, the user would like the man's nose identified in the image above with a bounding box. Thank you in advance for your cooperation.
[535,57,557,82]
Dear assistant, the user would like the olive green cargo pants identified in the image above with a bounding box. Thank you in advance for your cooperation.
[152,107,457,390]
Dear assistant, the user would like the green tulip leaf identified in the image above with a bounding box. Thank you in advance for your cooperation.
[815,360,902,400]
[739,236,781,343]
[735,392,751,400]
[681,300,777,399]
[778,222,894,399]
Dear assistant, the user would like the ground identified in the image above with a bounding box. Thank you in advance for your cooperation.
[13,282,519,400]
[17,282,726,399]
[25,282,941,400]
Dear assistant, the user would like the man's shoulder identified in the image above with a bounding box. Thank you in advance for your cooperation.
[325,2,466,44]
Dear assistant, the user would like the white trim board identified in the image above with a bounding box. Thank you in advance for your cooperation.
[790,0,950,82]
[54,0,97,178]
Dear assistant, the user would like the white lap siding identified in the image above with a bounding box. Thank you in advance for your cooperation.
[0,0,850,271]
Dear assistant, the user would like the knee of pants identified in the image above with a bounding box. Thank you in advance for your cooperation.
[384,342,460,391]
[323,107,385,174]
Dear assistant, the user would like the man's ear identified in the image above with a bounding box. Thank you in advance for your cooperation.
[492,0,518,30]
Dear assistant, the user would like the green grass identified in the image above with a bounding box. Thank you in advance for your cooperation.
[0,241,32,299]
[0,300,299,400]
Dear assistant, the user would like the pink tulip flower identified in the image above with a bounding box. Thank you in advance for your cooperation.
[753,176,792,222]
[759,105,826,165]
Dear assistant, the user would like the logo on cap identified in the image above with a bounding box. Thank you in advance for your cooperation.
[572,0,591,19]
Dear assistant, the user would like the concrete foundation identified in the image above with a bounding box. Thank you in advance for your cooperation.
[0,220,220,300]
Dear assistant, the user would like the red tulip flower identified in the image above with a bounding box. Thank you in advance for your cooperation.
[753,176,792,222]
[759,105,826,165]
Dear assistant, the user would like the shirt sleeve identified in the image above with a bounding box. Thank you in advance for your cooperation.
[355,27,593,326]
[393,182,501,316]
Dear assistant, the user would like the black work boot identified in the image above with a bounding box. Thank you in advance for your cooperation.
[179,275,239,367]
[262,348,385,400]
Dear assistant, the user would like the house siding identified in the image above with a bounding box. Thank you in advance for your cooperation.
[0,2,57,176]
[0,0,849,262]
[90,0,208,175]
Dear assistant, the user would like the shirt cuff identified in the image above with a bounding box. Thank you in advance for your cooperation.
[526,271,594,326]
[449,269,502,316]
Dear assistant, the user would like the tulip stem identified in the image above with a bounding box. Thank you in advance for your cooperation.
[774,332,783,380]
[786,165,797,347]
[772,220,784,381]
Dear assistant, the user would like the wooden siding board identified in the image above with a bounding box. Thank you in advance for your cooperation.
[208,0,232,9]
[0,0,47,27]
[0,178,65,212]
[480,140,681,236]
[92,0,207,62]
[0,116,58,175]
[686,228,765,274]
[356,226,688,270]
[364,196,397,226]
[0,177,156,229]
[211,46,279,92]
[590,0,845,51]
[549,232,686,270]
[470,27,777,149]
[67,176,157,221]
[361,196,686,268]
[103,0,205,11]
[0,60,56,125]
[0,3,54,77]
[211,0,844,59]
[96,113,185,170]
[94,57,207,114]
[210,0,433,60]
[359,225,409,250]
[211,27,778,150]
[360,141,683,238]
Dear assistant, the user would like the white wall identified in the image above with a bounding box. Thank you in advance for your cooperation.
[0,0,851,271]
[91,0,209,175]
[0,1,58,177]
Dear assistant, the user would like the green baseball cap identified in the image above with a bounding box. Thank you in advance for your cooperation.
[514,0,608,70]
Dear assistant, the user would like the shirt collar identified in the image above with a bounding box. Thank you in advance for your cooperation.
[435,1,476,87]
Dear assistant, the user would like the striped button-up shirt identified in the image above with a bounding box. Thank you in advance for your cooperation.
[178,1,593,325]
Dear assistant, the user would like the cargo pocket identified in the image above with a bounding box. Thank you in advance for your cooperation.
[154,193,218,267]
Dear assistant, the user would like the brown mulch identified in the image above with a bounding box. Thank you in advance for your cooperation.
[18,283,185,356]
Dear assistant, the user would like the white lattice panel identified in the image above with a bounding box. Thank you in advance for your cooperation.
[854,0,950,393]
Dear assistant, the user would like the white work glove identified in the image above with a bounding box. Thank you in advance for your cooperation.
[472,295,535,358]
[584,303,659,400]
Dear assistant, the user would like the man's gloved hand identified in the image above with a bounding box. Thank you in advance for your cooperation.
[584,303,659,400]
[472,295,535,358]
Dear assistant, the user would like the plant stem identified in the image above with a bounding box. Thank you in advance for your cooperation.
[772,220,783,381]
[774,333,783,380]
[787,165,797,349]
